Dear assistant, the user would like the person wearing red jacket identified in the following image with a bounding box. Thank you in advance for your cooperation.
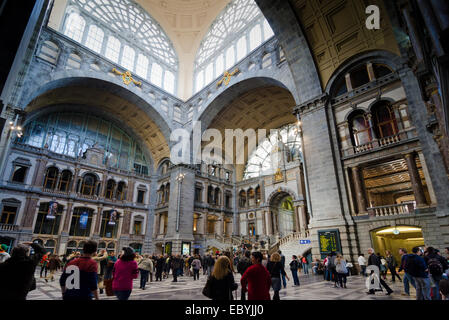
[240,251,271,300]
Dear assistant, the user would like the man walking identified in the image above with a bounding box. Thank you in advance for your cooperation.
[398,248,416,296]
[423,246,448,300]
[406,246,431,300]
[366,248,393,295]
[278,250,287,288]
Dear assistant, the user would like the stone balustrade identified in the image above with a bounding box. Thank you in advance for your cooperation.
[0,224,19,232]
[367,203,415,217]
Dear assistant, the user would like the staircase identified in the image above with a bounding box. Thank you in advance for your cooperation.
[204,234,237,252]
[269,231,312,258]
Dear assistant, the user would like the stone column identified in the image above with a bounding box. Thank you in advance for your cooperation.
[294,206,301,233]
[121,209,131,235]
[404,153,427,207]
[21,197,39,229]
[94,205,103,234]
[345,73,352,91]
[153,213,160,237]
[32,158,48,187]
[351,166,368,214]
[204,213,209,235]
[299,204,308,232]
[62,201,74,233]
[127,179,135,202]
[71,168,80,193]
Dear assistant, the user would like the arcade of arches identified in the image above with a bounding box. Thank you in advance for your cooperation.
[1,0,449,270]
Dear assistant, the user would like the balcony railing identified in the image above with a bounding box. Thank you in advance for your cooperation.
[0,224,19,232]
[367,203,415,217]
[344,129,417,158]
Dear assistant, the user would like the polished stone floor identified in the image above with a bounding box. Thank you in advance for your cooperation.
[28,268,417,300]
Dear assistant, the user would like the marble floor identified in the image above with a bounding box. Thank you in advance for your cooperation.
[28,268,417,301]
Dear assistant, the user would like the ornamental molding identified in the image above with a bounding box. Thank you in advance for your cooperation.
[293,93,329,116]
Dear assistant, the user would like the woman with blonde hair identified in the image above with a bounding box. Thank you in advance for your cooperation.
[202,256,238,300]
[335,253,348,288]
[266,252,289,300]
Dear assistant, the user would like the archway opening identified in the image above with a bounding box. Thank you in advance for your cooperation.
[371,226,424,263]
[270,192,296,238]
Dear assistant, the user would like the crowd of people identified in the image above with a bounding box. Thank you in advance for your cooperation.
[0,239,448,301]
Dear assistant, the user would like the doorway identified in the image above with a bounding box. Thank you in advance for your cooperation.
[371,226,424,263]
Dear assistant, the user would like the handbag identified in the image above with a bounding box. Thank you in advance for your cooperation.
[202,277,213,298]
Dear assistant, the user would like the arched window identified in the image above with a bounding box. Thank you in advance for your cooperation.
[248,188,255,206]
[350,64,370,89]
[105,36,121,63]
[194,0,274,92]
[44,240,56,254]
[159,185,165,204]
[116,181,127,201]
[372,102,398,138]
[215,54,224,76]
[58,170,72,192]
[225,46,235,70]
[165,183,170,203]
[244,124,302,179]
[205,63,214,84]
[33,202,63,235]
[43,167,59,190]
[66,241,77,255]
[236,36,247,61]
[164,71,175,94]
[64,12,85,42]
[255,186,261,204]
[196,70,204,92]
[150,63,163,87]
[67,0,178,81]
[349,112,373,146]
[81,173,97,196]
[249,25,262,51]
[239,190,247,208]
[69,207,93,237]
[20,113,151,173]
[214,187,220,206]
[263,19,274,41]
[85,25,104,53]
[121,45,135,71]
[100,210,119,238]
[105,179,116,200]
[136,54,149,79]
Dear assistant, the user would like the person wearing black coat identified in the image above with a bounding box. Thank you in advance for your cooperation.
[266,253,289,300]
[155,255,165,281]
[0,242,45,300]
[204,256,238,300]
[367,248,393,295]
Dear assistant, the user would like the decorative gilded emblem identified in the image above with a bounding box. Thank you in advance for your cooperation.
[274,168,283,182]
[217,68,239,87]
[112,68,142,87]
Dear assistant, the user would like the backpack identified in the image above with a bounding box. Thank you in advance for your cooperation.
[428,258,443,276]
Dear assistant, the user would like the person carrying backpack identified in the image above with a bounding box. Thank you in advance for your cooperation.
[289,255,300,286]
[424,247,448,300]
[406,247,431,300]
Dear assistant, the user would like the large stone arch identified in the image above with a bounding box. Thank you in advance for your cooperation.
[196,74,298,130]
[267,187,299,205]
[21,72,173,167]
[255,0,322,103]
